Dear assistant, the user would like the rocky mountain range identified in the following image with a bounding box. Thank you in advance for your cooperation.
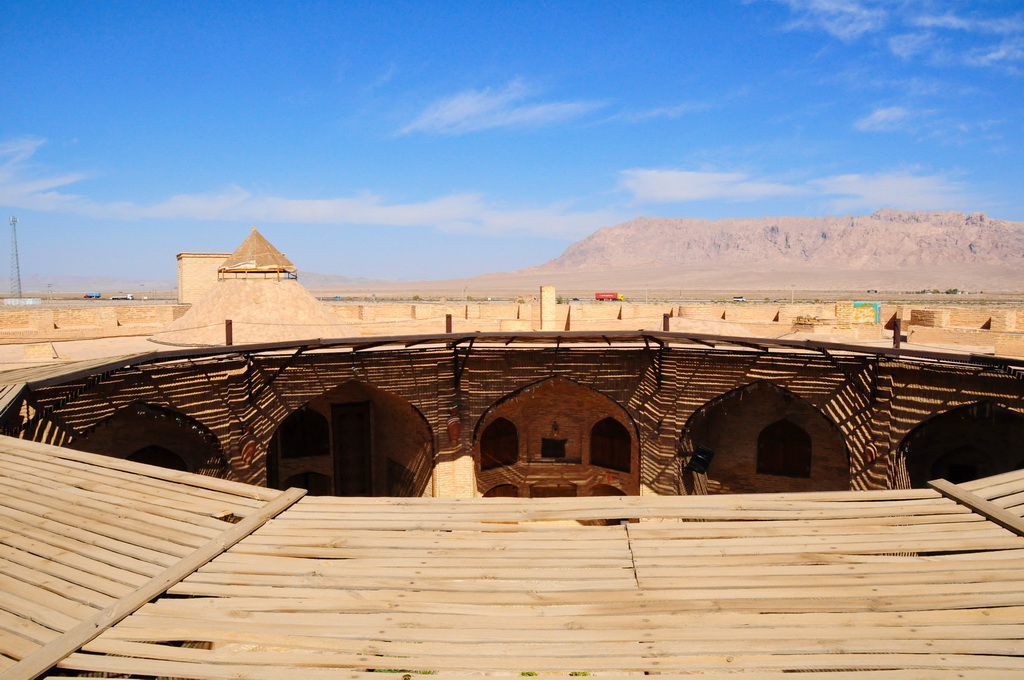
[540,210,1024,271]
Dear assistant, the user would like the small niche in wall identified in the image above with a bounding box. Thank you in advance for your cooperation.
[540,437,567,459]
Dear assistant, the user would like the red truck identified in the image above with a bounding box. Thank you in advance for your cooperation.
[595,292,624,301]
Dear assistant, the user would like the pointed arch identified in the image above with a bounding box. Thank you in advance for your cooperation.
[68,402,225,475]
[591,417,631,472]
[900,401,1024,488]
[268,379,434,497]
[480,417,518,470]
[274,406,330,459]
[474,376,639,497]
[681,381,847,494]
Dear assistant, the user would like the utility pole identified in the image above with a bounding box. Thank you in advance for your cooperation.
[9,216,21,298]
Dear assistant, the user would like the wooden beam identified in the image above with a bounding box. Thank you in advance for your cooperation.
[930,478,1024,537]
[1,486,306,680]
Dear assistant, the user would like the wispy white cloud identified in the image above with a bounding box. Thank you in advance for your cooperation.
[908,12,1024,68]
[398,79,604,135]
[619,169,808,203]
[0,139,980,244]
[0,137,617,240]
[811,170,968,212]
[887,31,934,59]
[775,0,889,41]
[963,36,1024,68]
[770,1,1024,70]
[854,105,914,131]
[0,137,48,181]
[912,12,1024,35]
[611,101,713,122]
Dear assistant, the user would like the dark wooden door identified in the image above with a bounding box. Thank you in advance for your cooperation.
[332,402,372,495]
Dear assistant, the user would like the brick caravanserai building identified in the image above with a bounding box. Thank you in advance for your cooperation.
[4,229,1024,677]
[0,223,1021,498]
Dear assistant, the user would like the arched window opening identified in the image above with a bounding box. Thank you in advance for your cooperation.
[276,407,329,459]
[481,418,518,470]
[590,417,631,472]
[282,471,332,496]
[128,445,188,472]
[902,402,1024,488]
[757,419,811,478]
[483,484,520,498]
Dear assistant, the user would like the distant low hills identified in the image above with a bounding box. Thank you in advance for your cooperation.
[542,210,1024,271]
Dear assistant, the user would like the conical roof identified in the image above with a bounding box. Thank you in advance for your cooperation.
[220,226,297,275]
[151,228,350,347]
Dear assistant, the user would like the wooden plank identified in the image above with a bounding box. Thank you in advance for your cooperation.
[162,583,1024,614]
[36,669,1024,680]
[81,633,1024,659]
[102,617,1024,645]
[1,486,305,680]
[0,438,276,506]
[55,648,1024,676]
[1,460,229,535]
[1,448,267,518]
[0,502,186,569]
[930,478,1024,536]
[0,487,205,558]
[121,601,1024,630]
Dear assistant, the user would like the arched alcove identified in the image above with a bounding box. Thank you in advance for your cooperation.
[591,417,631,472]
[268,380,433,497]
[274,407,330,459]
[901,402,1024,488]
[68,402,225,475]
[681,381,847,494]
[480,417,518,470]
[474,377,639,497]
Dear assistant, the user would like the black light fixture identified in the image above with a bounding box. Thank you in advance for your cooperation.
[685,445,715,474]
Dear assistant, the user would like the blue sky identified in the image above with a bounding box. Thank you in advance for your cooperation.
[1,0,1021,283]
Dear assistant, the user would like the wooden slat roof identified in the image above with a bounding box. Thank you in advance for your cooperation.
[5,440,1024,677]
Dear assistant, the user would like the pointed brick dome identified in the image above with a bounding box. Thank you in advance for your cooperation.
[219,226,297,277]
[151,228,350,347]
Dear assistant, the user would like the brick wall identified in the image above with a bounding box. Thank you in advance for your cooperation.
[177,252,228,304]
[996,334,1024,358]
[474,376,639,498]
[683,381,849,494]
[0,304,185,343]
[17,332,1024,499]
